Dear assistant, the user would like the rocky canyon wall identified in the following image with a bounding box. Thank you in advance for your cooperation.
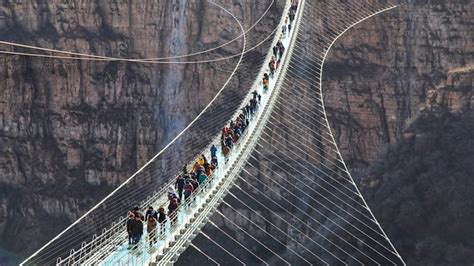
[323,0,473,264]
[0,0,283,263]
[323,0,472,171]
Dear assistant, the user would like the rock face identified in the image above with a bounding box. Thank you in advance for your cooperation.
[362,111,474,265]
[323,0,472,170]
[322,0,473,264]
[0,0,281,263]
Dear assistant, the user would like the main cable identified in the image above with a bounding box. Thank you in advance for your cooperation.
[0,0,275,63]
[0,1,280,64]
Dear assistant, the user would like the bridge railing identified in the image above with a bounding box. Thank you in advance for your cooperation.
[56,143,216,265]
[109,162,223,265]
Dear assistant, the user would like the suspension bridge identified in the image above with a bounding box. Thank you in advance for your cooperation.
[14,0,406,265]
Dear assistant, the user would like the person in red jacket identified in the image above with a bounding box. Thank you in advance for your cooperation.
[183,180,194,204]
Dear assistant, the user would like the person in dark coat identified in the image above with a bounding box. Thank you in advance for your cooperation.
[131,216,143,245]
[289,8,296,22]
[158,207,167,235]
[175,175,185,200]
[182,164,188,175]
[225,134,233,148]
[279,43,285,58]
[126,212,134,245]
[252,90,258,100]
[250,99,257,114]
[168,198,179,227]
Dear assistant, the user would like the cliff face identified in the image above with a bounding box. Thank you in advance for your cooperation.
[323,0,472,170]
[323,0,473,264]
[0,0,280,263]
[362,111,474,265]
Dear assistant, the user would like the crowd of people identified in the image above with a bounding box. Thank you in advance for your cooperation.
[221,91,262,156]
[284,0,299,36]
[270,40,286,76]
[126,151,217,249]
[123,0,299,251]
[125,93,264,250]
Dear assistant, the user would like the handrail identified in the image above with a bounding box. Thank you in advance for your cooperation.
[85,163,221,265]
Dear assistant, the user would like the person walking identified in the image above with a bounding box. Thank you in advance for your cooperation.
[269,57,276,76]
[263,73,269,92]
[252,90,258,100]
[168,198,179,228]
[289,8,295,23]
[276,40,283,50]
[191,176,199,191]
[211,156,218,167]
[242,106,248,118]
[147,216,158,247]
[182,164,188,175]
[210,144,218,158]
[126,212,134,246]
[279,43,285,58]
[204,160,212,176]
[157,207,167,236]
[131,215,143,246]
[198,172,208,185]
[291,0,299,10]
[175,175,185,201]
[225,134,233,148]
[250,99,257,114]
[283,16,289,37]
[183,180,194,204]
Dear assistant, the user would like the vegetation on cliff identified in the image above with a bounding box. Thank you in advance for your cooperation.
[362,110,474,265]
